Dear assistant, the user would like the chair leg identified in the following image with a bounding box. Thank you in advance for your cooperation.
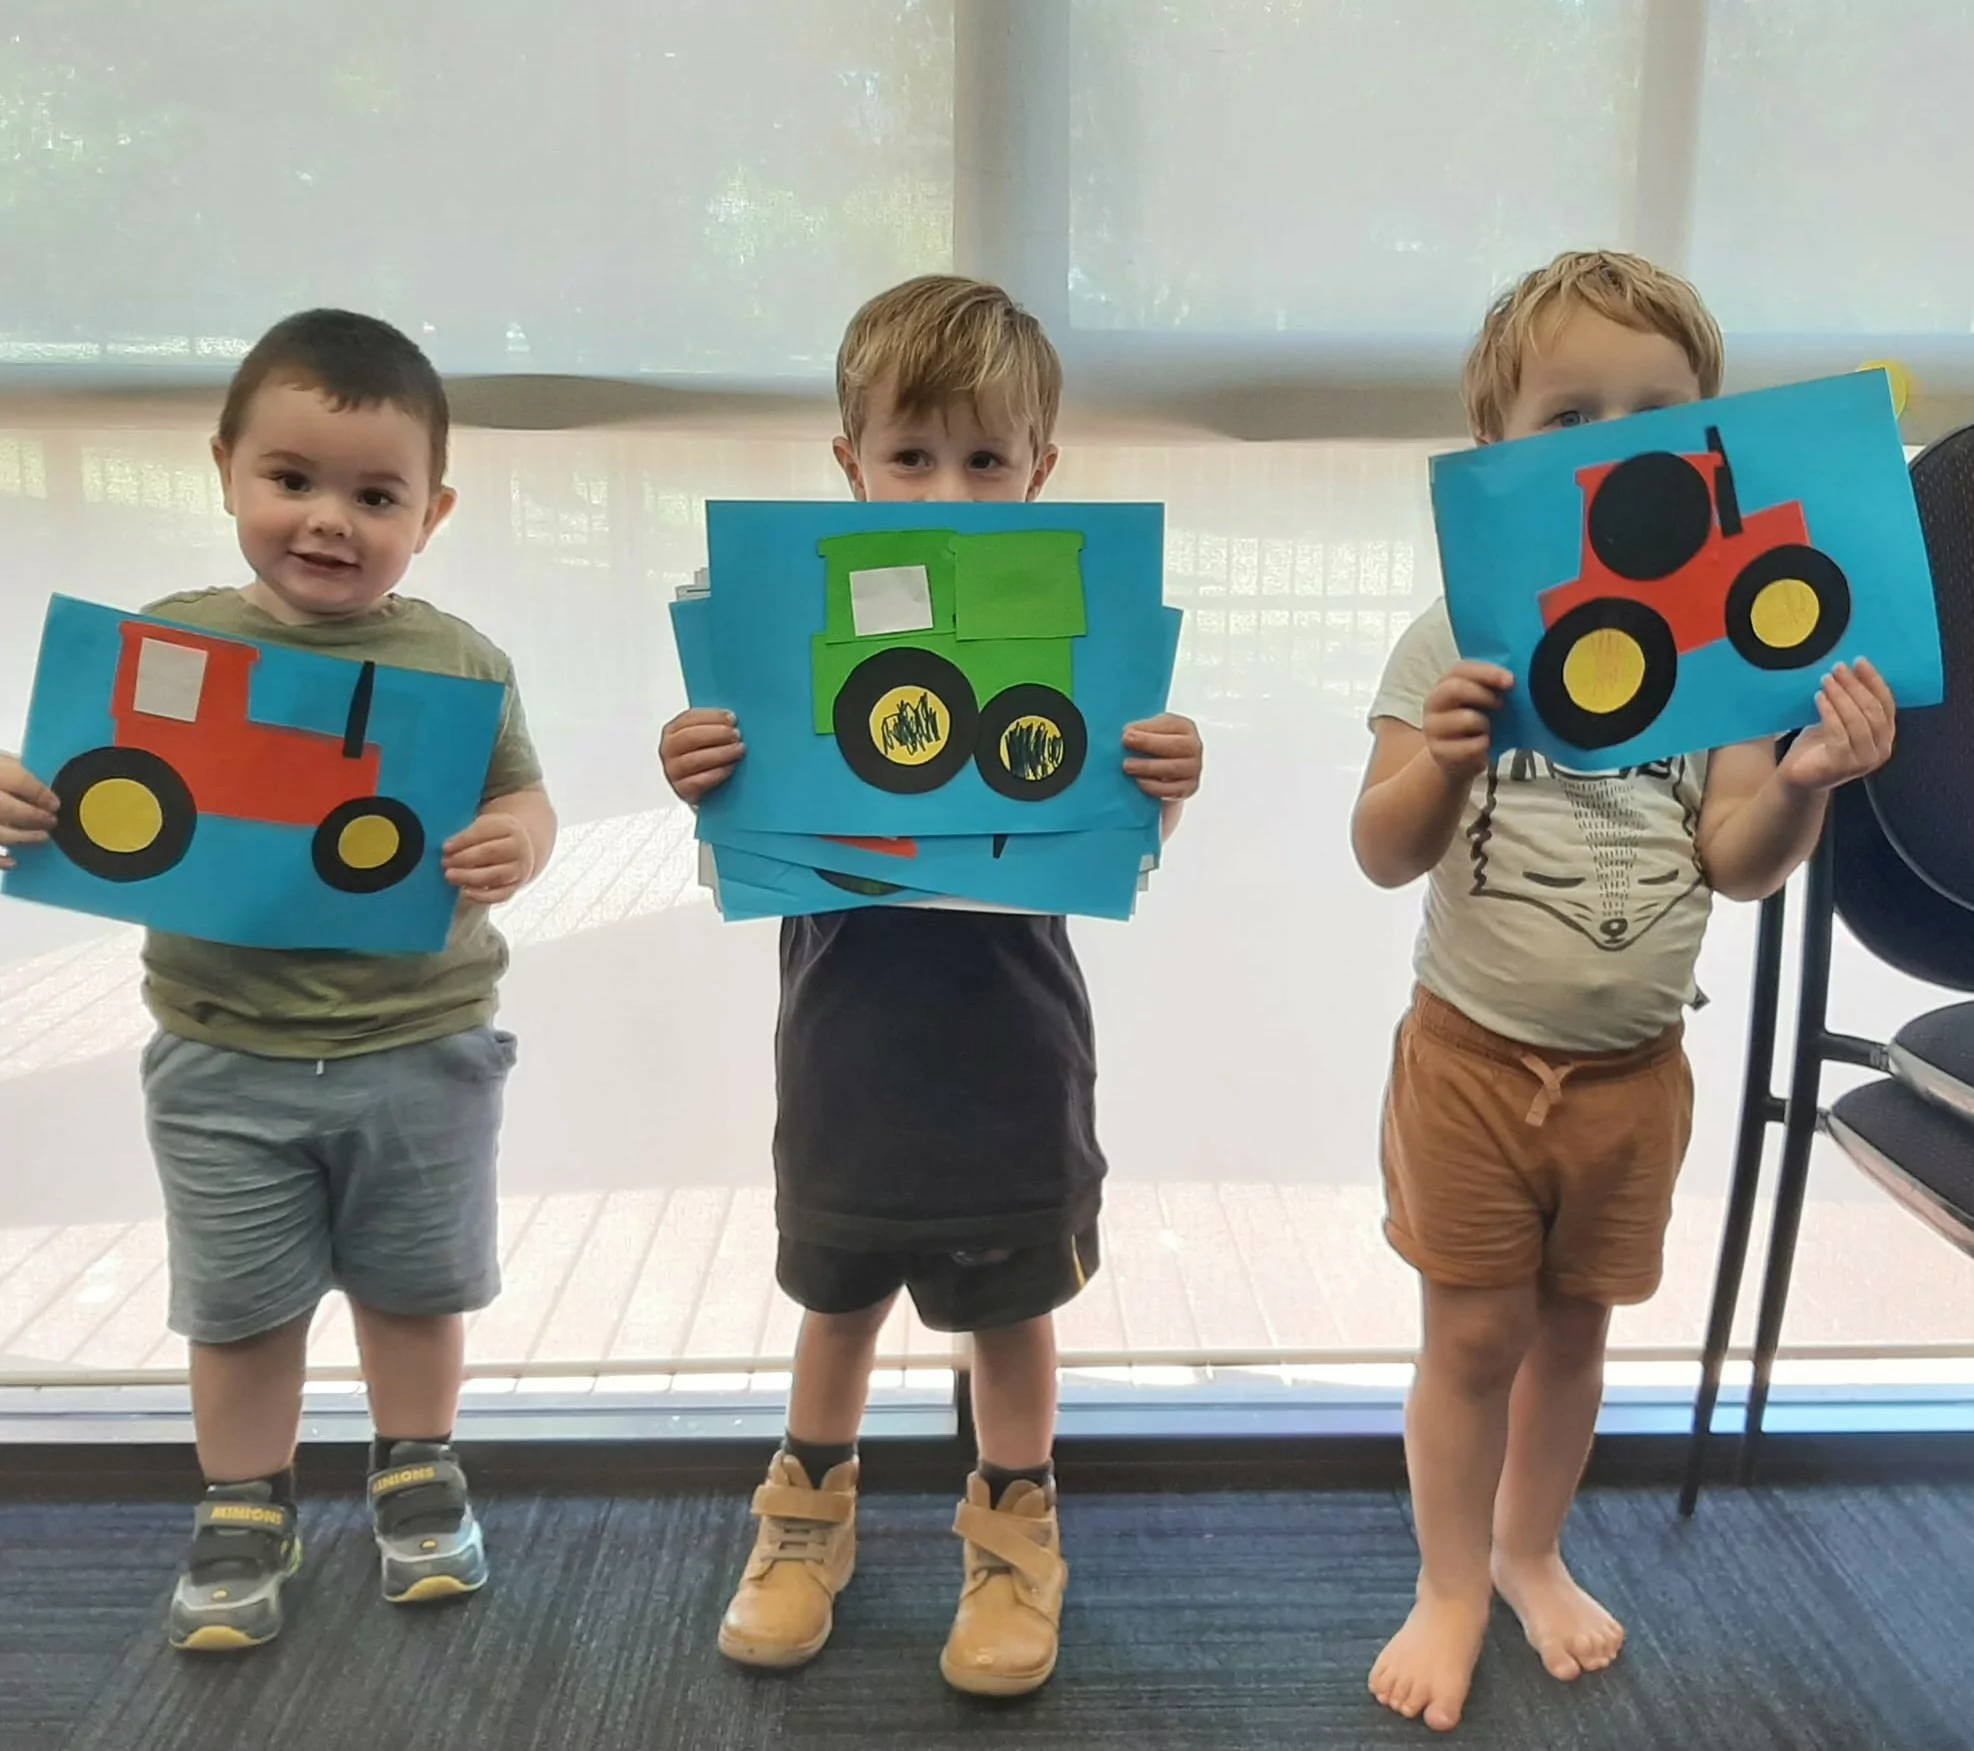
[1738,838,1838,1485]
[1680,889,1788,1515]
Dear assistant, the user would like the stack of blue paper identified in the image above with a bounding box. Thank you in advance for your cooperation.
[670,501,1182,922]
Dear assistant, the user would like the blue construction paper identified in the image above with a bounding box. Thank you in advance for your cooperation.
[1432,373,1942,768]
[711,874,855,924]
[669,594,720,702]
[708,844,939,920]
[1,595,504,953]
[1153,600,1184,710]
[697,502,1173,837]
[701,822,1158,921]
[711,878,817,924]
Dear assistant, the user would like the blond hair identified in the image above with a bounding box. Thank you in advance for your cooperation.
[836,275,1062,456]
[1462,250,1723,442]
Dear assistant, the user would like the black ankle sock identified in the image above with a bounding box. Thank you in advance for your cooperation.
[371,1433,451,1474]
[980,1460,1054,1506]
[781,1435,857,1481]
[206,1467,296,1511]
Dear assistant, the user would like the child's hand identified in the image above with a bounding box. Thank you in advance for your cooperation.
[0,753,59,872]
[1422,662,1514,784]
[1122,714,1203,800]
[1776,660,1897,794]
[662,709,745,803]
[443,812,536,907]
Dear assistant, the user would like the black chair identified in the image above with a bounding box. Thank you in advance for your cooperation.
[1681,423,1974,1512]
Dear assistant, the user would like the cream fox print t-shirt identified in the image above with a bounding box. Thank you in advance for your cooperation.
[1368,600,1714,1053]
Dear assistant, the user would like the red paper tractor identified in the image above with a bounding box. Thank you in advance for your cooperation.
[1529,426,1850,749]
[50,623,424,893]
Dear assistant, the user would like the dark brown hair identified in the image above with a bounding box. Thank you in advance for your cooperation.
[217,309,450,487]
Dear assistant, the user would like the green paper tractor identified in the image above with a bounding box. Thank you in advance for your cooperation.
[811,528,1090,800]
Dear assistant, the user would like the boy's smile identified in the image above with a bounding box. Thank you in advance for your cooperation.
[213,382,454,624]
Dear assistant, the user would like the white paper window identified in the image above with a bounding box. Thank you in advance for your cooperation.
[131,638,207,723]
[848,564,936,638]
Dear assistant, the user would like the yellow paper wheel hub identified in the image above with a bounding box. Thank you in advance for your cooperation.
[1562,627,1648,715]
[337,814,403,871]
[1747,577,1822,651]
[77,777,165,854]
[998,714,1068,779]
[869,684,954,766]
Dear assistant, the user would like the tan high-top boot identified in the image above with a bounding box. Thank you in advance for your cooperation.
[717,1452,859,1668]
[939,1474,1067,1696]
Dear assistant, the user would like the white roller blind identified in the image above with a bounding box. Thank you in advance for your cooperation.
[7,0,1971,423]
[1041,0,1974,438]
[1067,0,1652,335]
[1691,0,1974,333]
[0,0,954,377]
[1064,0,1974,341]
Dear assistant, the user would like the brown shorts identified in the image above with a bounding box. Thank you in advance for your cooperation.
[1380,987,1694,1305]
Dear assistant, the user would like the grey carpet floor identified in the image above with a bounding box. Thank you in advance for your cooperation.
[3,1482,1970,1751]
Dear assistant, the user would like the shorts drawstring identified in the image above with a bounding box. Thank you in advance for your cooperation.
[1518,1054,1572,1127]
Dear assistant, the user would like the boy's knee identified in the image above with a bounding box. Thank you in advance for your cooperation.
[1441,1331,1527,1396]
[1424,1291,1536,1393]
[1534,1287,1613,1365]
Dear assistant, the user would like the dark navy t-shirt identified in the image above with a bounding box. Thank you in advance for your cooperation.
[773,907,1107,1253]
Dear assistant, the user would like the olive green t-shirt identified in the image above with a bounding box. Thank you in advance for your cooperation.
[138,588,543,1059]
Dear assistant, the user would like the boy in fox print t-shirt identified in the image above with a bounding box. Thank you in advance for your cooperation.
[1352,250,1899,1733]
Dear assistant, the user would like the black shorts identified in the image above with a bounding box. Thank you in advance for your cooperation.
[776,1226,1101,1334]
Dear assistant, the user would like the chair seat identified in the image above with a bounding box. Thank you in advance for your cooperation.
[1889,1001,1974,1123]
[1826,1078,1974,1256]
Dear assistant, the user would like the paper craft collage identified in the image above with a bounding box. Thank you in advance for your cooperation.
[0,596,504,953]
[672,500,1183,922]
[1432,370,1943,768]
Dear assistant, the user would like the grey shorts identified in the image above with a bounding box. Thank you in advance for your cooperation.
[142,1026,516,1345]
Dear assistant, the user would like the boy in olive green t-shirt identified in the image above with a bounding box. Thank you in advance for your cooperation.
[0,310,557,1652]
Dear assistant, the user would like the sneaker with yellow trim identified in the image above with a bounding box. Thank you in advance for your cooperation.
[939,1474,1067,1697]
[717,1452,859,1668]
[167,1480,303,1652]
[369,1441,488,1605]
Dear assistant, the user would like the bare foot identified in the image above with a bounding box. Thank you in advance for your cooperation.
[1369,1586,1492,1733]
[1491,1549,1624,1681]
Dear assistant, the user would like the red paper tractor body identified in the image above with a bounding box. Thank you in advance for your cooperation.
[1529,426,1850,749]
[49,622,425,893]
